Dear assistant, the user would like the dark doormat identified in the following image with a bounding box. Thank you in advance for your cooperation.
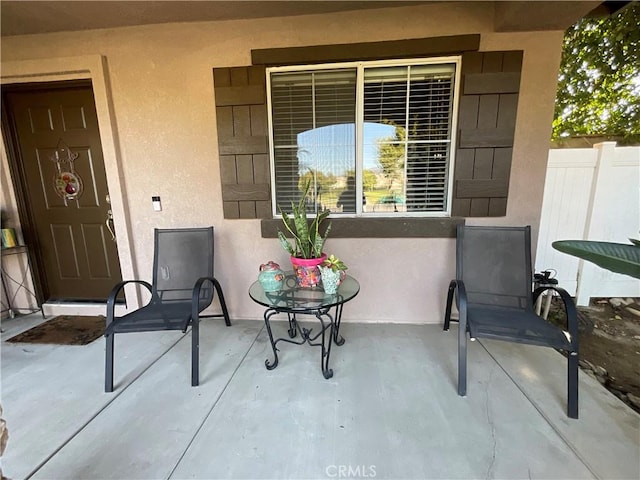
[6,315,105,345]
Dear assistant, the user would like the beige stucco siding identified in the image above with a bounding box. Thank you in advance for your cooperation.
[1,3,563,323]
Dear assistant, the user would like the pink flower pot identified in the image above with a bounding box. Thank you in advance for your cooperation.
[290,253,327,288]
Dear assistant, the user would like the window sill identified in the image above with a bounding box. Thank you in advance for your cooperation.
[261,217,465,239]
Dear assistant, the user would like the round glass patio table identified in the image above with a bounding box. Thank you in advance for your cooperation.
[249,271,360,379]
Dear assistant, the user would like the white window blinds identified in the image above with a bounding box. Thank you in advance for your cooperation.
[270,70,356,213]
[363,64,455,212]
[268,59,458,216]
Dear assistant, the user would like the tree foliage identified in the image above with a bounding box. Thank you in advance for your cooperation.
[552,3,640,143]
[298,170,336,195]
[362,169,377,191]
[377,121,408,190]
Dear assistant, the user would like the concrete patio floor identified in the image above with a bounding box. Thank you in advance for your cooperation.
[1,313,638,480]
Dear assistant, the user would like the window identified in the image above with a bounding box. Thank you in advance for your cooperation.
[267,57,461,217]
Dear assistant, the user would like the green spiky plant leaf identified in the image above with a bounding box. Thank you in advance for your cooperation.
[277,180,331,259]
[552,240,640,279]
[277,231,295,255]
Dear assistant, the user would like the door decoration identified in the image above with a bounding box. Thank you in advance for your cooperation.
[50,139,83,200]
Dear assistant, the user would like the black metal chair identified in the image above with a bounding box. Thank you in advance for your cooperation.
[105,227,230,392]
[444,225,579,418]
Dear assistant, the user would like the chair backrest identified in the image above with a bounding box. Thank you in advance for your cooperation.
[457,225,533,310]
[151,227,214,305]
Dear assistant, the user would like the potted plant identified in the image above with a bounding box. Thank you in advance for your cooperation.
[319,254,348,294]
[278,180,332,287]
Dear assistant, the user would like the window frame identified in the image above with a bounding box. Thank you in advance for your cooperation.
[266,56,463,219]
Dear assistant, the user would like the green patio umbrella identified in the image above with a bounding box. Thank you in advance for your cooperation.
[552,239,640,279]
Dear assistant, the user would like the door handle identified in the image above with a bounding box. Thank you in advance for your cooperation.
[106,209,116,241]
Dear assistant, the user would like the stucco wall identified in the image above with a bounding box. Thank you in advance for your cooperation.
[0,3,564,323]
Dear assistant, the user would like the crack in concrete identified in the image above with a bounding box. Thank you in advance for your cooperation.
[484,368,497,480]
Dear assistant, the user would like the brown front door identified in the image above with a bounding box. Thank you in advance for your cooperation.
[4,82,122,301]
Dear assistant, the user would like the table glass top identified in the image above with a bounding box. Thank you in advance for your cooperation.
[249,271,360,311]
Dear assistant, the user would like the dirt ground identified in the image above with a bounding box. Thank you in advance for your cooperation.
[547,296,640,414]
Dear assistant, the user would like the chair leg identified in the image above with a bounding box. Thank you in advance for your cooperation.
[192,318,199,387]
[458,325,467,397]
[214,279,231,326]
[105,333,115,393]
[568,351,579,419]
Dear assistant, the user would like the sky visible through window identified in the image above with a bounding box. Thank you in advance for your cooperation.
[296,122,395,176]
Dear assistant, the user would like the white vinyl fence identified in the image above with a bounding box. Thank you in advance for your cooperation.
[535,142,640,305]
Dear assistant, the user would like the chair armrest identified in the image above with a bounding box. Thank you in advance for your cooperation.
[188,276,218,327]
[445,279,467,332]
[455,280,468,333]
[533,286,579,349]
[191,276,216,306]
[106,280,152,326]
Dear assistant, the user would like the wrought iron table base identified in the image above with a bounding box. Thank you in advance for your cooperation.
[263,306,345,379]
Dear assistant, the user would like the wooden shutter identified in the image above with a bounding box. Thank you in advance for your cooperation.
[213,66,271,219]
[452,51,523,217]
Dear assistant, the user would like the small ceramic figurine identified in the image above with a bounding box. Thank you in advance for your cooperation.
[258,261,284,292]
